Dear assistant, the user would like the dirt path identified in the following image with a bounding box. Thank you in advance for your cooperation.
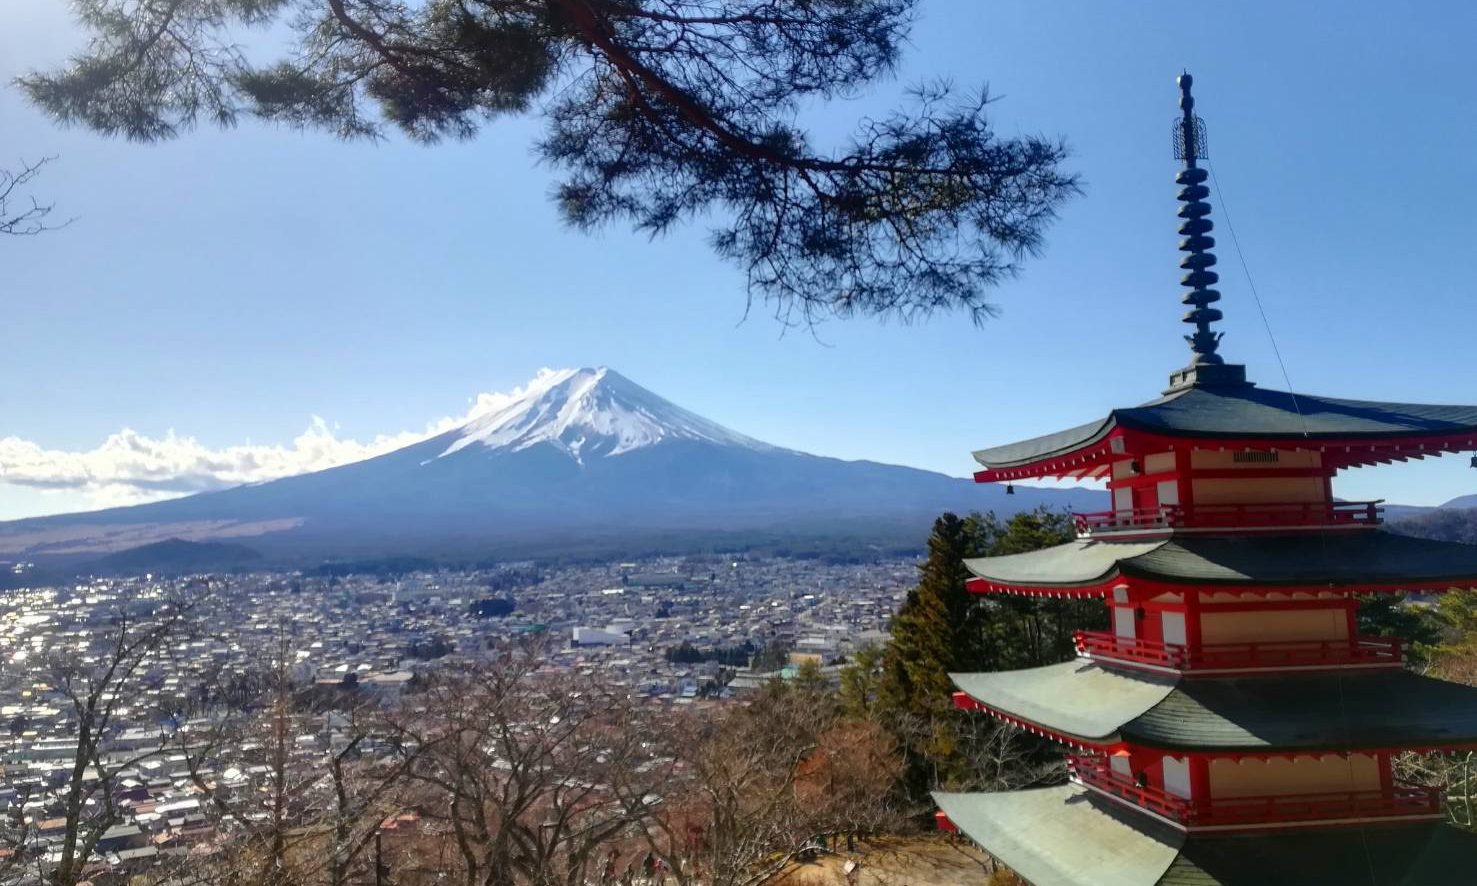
[768,836,1020,886]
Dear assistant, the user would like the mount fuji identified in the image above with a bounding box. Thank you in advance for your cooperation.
[0,368,1103,565]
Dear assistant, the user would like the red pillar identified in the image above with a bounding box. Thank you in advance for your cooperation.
[1377,752,1394,793]
[1189,754,1211,804]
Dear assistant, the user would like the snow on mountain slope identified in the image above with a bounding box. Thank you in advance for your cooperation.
[440,367,775,463]
[0,365,1109,563]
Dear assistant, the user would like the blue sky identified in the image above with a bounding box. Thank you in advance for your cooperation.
[3,0,1476,518]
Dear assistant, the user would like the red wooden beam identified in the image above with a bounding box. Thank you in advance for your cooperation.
[973,427,1477,484]
[966,573,1477,599]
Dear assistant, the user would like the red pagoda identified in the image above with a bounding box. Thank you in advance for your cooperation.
[933,73,1477,885]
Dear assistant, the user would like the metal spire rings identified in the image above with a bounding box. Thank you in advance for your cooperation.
[1174,72,1224,366]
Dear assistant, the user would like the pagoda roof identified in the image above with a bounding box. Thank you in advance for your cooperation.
[934,785,1477,886]
[953,665,1477,752]
[934,786,1182,886]
[953,664,1175,743]
[973,383,1477,475]
[963,532,1477,592]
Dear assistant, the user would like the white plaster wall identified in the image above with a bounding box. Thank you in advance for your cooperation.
[1145,452,1178,474]
[1163,756,1192,798]
[1114,607,1137,640]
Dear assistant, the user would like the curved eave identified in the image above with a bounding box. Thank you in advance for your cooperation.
[964,534,1477,596]
[933,786,1183,886]
[951,663,1175,747]
[974,427,1477,483]
[971,417,1120,480]
[935,787,1477,886]
[971,387,1477,482]
[957,666,1477,755]
[963,540,1165,592]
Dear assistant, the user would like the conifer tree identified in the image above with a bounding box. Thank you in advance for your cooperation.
[838,644,885,719]
[870,513,984,795]
[877,513,977,723]
[870,508,1102,799]
[20,0,1078,324]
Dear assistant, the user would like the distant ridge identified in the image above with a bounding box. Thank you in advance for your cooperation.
[0,368,1104,564]
[87,538,263,574]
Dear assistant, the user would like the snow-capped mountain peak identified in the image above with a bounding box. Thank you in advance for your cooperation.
[440,367,773,463]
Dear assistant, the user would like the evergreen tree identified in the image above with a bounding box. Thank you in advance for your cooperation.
[874,508,1103,799]
[1436,588,1477,647]
[1359,592,1442,662]
[22,0,1077,324]
[838,645,885,719]
[877,513,978,723]
[964,508,1104,669]
[872,513,986,795]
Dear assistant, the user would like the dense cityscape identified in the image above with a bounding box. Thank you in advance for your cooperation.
[0,556,915,880]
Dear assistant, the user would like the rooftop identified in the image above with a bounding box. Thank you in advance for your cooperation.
[953,664,1477,752]
[973,384,1477,478]
[963,531,1477,593]
[934,786,1477,886]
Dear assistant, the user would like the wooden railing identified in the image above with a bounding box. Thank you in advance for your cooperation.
[1068,755,1441,828]
[1072,501,1382,536]
[1073,631,1403,672]
[1067,755,1193,821]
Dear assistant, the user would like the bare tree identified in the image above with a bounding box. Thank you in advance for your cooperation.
[178,631,307,885]
[380,645,662,886]
[631,682,904,886]
[174,628,417,886]
[0,158,64,237]
[947,715,1061,794]
[36,596,195,885]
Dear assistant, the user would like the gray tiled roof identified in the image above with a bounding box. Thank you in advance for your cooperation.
[934,786,1183,886]
[964,532,1477,588]
[952,668,1477,751]
[1128,671,1477,751]
[934,785,1477,886]
[1160,821,1477,885]
[952,662,1175,743]
[974,384,1477,468]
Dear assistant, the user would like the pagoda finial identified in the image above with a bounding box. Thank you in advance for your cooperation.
[1173,71,1223,367]
[1164,72,1247,392]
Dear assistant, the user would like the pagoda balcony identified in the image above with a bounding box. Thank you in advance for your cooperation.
[1073,631,1404,673]
[1067,755,1442,831]
[1072,501,1382,537]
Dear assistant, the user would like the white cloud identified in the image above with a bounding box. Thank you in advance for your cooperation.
[0,369,570,514]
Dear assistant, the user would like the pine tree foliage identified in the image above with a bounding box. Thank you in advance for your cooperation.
[19,0,1079,324]
[876,513,975,723]
[1358,592,1442,662]
[838,643,884,719]
[965,508,1106,670]
[866,508,1103,798]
